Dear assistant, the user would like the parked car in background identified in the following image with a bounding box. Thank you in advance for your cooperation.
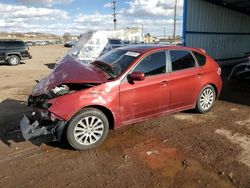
[25,41,35,46]
[0,40,32,65]
[228,54,250,80]
[20,44,222,150]
[26,40,63,46]
[64,41,74,48]
[34,41,44,46]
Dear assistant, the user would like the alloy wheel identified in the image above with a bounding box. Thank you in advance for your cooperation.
[10,57,19,65]
[73,116,104,146]
[199,88,214,110]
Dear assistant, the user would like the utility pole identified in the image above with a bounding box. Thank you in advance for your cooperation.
[112,1,117,30]
[173,0,177,43]
[164,27,166,40]
[141,25,144,42]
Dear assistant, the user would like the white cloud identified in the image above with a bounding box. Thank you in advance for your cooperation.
[0,3,69,19]
[0,3,70,34]
[122,0,183,17]
[17,0,74,7]
[0,1,183,36]
[75,13,113,24]
[103,2,113,8]
[72,13,182,36]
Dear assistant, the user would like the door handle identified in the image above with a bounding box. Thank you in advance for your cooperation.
[160,81,168,86]
[196,73,202,78]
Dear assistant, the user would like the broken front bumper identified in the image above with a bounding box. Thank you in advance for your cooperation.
[20,115,50,140]
[20,113,67,141]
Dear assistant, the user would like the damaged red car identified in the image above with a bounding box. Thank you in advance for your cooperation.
[20,43,222,150]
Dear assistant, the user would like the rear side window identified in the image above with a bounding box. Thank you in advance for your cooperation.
[193,51,206,66]
[134,51,166,76]
[3,41,25,49]
[170,50,196,71]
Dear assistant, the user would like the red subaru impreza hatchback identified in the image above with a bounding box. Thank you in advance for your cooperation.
[21,45,222,150]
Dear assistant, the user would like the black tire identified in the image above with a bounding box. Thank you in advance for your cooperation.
[67,108,109,150]
[195,85,216,113]
[7,55,20,66]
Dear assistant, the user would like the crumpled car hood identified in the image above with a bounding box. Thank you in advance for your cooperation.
[32,55,108,96]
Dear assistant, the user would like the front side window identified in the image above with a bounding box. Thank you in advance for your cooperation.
[133,51,166,76]
[170,50,196,71]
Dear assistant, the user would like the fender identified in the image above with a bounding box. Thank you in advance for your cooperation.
[5,52,22,59]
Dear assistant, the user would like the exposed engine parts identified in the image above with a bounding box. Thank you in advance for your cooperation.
[51,85,69,97]
[28,83,97,109]
[24,82,98,140]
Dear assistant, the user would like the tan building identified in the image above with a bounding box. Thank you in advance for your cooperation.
[144,33,153,43]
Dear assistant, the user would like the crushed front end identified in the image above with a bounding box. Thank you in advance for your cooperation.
[20,81,101,141]
[20,85,69,141]
[20,35,109,141]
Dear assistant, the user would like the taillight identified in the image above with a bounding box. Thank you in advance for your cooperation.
[217,67,221,75]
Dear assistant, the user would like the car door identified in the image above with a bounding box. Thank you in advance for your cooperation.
[119,51,171,124]
[168,50,203,110]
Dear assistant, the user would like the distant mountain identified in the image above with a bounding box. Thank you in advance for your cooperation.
[0,32,61,40]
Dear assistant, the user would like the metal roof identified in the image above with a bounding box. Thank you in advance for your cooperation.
[205,0,250,16]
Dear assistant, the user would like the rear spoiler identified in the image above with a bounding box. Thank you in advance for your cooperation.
[196,48,206,53]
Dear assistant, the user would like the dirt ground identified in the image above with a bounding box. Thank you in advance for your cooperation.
[0,45,249,188]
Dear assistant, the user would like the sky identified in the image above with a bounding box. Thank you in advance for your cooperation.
[0,0,183,36]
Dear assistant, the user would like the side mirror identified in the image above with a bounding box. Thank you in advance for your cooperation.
[128,72,145,82]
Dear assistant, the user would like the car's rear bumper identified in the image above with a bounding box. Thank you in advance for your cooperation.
[21,56,32,60]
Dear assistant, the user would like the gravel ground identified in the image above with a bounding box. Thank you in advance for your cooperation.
[0,45,249,188]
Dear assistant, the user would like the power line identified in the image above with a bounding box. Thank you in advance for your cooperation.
[173,0,177,43]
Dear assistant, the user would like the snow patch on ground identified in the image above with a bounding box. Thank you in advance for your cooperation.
[230,108,239,112]
[173,114,205,123]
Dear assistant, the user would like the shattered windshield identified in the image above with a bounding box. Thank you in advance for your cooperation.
[67,30,143,64]
[94,49,140,78]
[69,31,111,64]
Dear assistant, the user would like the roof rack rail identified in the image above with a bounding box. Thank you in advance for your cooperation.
[0,39,23,41]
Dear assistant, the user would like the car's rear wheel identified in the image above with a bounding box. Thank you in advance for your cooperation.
[8,55,20,65]
[195,85,216,113]
[67,108,109,150]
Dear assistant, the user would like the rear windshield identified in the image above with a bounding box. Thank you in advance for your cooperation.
[3,41,26,49]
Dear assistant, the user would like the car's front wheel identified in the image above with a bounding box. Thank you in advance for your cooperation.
[7,55,20,65]
[195,85,216,113]
[67,108,109,150]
